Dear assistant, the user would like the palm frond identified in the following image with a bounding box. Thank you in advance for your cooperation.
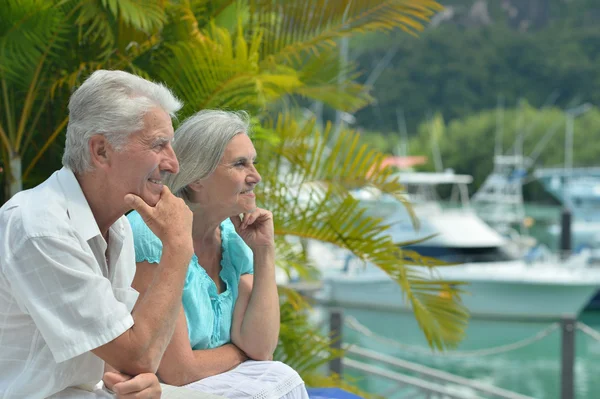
[154,22,302,116]
[73,0,165,56]
[186,0,239,29]
[275,291,380,399]
[0,1,64,83]
[256,113,468,349]
[274,236,320,282]
[276,297,343,374]
[101,0,166,32]
[292,51,373,112]
[258,114,417,223]
[249,0,442,65]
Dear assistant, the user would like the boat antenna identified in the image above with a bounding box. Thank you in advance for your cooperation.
[396,108,409,157]
[495,95,504,158]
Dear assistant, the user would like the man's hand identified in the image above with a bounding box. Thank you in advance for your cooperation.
[125,185,193,250]
[104,371,162,398]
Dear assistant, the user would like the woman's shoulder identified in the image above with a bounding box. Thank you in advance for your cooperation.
[126,210,163,263]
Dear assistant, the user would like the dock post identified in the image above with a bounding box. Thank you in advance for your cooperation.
[560,208,572,260]
[561,317,576,399]
[329,309,343,376]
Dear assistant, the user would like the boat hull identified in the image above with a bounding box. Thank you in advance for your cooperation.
[323,271,599,321]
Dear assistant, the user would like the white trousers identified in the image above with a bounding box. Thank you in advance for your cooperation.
[184,361,309,399]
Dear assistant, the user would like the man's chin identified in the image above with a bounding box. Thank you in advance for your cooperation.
[139,192,160,207]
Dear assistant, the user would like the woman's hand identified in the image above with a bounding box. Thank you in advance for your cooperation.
[230,208,274,249]
[103,371,162,398]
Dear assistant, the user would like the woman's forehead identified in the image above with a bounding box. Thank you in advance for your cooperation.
[223,134,256,158]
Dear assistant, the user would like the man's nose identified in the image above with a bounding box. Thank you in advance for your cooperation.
[161,144,179,174]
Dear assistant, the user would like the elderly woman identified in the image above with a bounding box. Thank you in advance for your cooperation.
[127,110,308,399]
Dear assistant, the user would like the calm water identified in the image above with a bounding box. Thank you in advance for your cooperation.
[333,306,600,399]
[326,203,599,398]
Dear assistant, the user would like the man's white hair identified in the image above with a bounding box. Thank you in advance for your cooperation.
[62,70,182,174]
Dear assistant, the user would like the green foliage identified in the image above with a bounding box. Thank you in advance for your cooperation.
[408,102,600,198]
[351,16,600,134]
[257,114,468,350]
[1,0,472,390]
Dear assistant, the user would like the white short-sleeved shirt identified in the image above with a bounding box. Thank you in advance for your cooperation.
[0,167,139,398]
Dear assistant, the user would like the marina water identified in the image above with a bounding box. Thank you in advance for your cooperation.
[327,204,600,398]
[333,305,600,399]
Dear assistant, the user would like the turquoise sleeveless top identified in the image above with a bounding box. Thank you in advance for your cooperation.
[127,211,254,350]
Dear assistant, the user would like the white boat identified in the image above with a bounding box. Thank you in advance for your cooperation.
[535,167,600,249]
[311,171,600,320]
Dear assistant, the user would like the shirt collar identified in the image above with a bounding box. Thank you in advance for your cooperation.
[56,167,102,242]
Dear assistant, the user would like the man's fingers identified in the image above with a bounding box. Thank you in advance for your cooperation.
[161,184,173,196]
[124,193,152,217]
[112,373,154,395]
[103,371,131,389]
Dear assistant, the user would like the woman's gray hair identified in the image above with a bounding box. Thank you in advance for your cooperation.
[165,110,251,201]
[62,69,182,174]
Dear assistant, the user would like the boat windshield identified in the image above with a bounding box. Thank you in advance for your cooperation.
[404,245,519,263]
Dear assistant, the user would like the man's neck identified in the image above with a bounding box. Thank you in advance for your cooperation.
[75,172,124,238]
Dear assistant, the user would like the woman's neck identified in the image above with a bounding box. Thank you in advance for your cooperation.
[190,205,224,246]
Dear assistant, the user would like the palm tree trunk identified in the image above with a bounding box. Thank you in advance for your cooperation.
[8,152,22,198]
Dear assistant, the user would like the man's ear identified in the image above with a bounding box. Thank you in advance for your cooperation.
[89,135,111,169]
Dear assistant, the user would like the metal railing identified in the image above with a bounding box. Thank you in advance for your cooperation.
[326,309,600,399]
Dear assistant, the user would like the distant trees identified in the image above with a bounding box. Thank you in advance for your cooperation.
[350,10,600,135]
[406,103,600,199]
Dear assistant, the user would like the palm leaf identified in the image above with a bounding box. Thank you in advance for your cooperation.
[275,235,320,282]
[0,1,65,83]
[73,0,166,56]
[291,51,374,112]
[276,290,383,398]
[256,113,468,350]
[249,0,442,65]
[154,22,303,116]
[185,0,240,29]
[258,114,419,226]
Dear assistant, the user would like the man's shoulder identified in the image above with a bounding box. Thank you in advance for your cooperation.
[0,173,71,240]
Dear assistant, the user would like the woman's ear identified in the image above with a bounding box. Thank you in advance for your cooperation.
[187,180,203,192]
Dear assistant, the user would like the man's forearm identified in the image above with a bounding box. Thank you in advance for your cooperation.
[126,244,192,371]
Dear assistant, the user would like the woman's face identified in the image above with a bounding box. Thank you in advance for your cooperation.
[195,134,261,215]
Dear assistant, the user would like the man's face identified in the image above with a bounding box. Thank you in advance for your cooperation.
[109,107,179,206]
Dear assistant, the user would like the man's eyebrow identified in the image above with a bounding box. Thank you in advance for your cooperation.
[151,137,173,145]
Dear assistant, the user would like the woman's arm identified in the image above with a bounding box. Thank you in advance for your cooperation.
[157,308,248,385]
[132,262,248,386]
[230,246,280,360]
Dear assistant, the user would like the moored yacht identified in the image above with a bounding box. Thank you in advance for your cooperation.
[311,171,600,320]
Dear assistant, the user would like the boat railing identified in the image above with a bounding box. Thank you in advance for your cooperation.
[324,309,600,399]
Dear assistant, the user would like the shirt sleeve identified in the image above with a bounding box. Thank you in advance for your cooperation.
[127,211,163,264]
[222,219,254,276]
[3,235,134,363]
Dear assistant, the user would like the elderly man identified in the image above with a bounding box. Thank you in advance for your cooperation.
[0,70,194,398]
